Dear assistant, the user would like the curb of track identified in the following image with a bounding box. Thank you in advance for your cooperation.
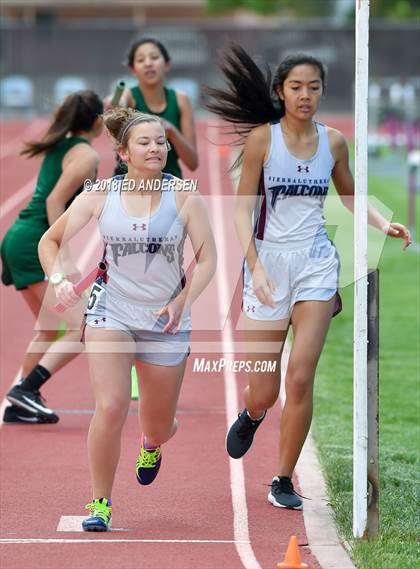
[281,341,357,569]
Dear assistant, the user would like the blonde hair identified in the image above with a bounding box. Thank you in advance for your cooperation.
[103,108,163,147]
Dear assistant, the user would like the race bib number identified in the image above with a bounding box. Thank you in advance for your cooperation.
[87,283,105,311]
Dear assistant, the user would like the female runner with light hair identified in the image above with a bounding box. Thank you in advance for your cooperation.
[38,108,216,530]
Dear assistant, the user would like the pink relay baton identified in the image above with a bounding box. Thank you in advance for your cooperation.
[54,262,107,313]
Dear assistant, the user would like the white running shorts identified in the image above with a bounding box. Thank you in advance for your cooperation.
[243,236,341,321]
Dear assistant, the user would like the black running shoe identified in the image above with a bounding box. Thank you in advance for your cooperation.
[268,476,303,510]
[226,409,266,459]
[7,384,57,419]
[3,404,59,424]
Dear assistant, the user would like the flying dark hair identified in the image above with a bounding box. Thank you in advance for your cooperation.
[21,90,103,158]
[206,44,327,147]
[126,38,171,67]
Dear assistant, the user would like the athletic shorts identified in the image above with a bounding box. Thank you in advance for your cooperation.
[1,221,47,290]
[85,281,191,367]
[243,236,341,321]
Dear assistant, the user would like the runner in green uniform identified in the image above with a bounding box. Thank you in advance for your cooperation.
[107,38,198,178]
[1,90,103,423]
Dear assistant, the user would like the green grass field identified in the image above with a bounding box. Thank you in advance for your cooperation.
[312,154,420,568]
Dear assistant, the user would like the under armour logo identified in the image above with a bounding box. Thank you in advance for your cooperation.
[297,165,309,173]
[246,305,255,313]
[132,223,147,231]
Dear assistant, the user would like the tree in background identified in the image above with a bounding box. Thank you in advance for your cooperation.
[346,0,419,20]
[206,0,419,19]
[206,0,343,17]
[370,0,419,19]
[207,0,278,14]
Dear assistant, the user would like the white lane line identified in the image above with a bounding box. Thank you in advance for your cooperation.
[0,176,36,219]
[0,119,46,160]
[0,235,97,427]
[0,218,98,428]
[57,517,86,532]
[0,538,251,544]
[207,127,262,569]
[0,178,38,426]
[57,517,132,532]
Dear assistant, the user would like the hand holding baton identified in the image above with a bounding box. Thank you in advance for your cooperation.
[110,81,125,107]
[54,262,107,313]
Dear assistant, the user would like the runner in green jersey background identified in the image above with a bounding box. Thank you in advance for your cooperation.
[106,38,198,178]
[1,90,103,423]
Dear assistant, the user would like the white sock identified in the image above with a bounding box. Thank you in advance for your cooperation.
[247,410,265,422]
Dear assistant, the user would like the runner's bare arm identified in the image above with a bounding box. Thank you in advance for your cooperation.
[103,88,134,110]
[46,144,99,225]
[39,189,106,277]
[176,192,217,309]
[163,92,198,170]
[330,129,411,249]
[155,191,217,333]
[234,125,269,273]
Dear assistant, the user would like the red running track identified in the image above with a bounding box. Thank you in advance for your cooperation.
[0,120,327,569]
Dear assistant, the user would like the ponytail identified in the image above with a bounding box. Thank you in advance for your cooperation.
[206,44,283,146]
[21,90,103,158]
[206,44,327,154]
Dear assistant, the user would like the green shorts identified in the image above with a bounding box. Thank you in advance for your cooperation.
[1,221,47,290]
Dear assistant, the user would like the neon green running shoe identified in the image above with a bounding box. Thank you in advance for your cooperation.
[135,434,162,485]
[82,498,112,531]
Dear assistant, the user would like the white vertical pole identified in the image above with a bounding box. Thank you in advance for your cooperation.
[354,0,370,539]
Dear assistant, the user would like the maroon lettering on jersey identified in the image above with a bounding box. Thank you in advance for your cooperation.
[132,223,147,231]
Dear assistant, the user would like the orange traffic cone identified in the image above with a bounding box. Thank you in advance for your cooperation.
[277,535,309,568]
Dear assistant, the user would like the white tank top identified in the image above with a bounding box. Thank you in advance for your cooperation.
[254,121,335,247]
[98,175,187,305]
